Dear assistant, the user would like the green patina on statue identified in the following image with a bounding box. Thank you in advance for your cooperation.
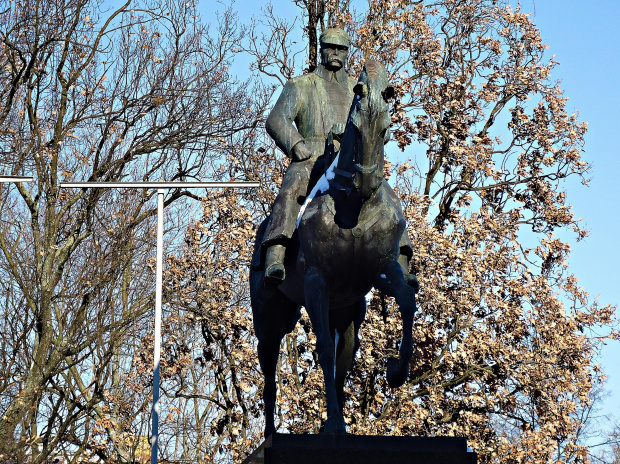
[253,28,414,284]
[250,28,419,436]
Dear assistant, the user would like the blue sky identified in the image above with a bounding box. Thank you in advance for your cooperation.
[526,0,620,427]
[219,0,620,431]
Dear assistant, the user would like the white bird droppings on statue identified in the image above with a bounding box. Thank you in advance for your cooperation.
[296,153,339,227]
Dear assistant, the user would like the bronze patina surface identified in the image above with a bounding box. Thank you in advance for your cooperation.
[251,57,419,436]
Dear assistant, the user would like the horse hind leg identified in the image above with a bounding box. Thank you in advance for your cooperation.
[255,297,300,437]
[257,333,282,437]
[373,259,417,388]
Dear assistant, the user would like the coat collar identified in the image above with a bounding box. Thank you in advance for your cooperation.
[315,64,348,83]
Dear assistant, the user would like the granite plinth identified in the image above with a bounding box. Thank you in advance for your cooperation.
[241,434,477,464]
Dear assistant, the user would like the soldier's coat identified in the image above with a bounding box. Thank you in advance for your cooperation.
[266,65,357,159]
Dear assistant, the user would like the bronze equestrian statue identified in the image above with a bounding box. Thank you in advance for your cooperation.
[250,50,418,436]
[252,28,415,284]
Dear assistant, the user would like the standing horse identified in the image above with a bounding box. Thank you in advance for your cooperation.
[250,60,417,436]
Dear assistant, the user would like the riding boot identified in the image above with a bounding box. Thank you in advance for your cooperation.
[264,244,286,283]
[398,253,419,293]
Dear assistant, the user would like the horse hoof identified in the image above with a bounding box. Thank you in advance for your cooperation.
[264,423,276,438]
[323,416,347,434]
[386,357,408,388]
[265,263,285,283]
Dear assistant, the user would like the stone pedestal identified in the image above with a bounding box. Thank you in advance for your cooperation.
[241,433,477,464]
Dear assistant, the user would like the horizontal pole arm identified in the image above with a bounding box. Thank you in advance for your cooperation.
[59,181,259,189]
[0,176,34,183]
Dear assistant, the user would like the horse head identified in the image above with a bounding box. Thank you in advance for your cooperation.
[335,60,394,199]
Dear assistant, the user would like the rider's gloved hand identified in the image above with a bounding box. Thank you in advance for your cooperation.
[292,141,313,161]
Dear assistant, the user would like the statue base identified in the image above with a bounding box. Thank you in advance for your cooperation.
[241,433,477,464]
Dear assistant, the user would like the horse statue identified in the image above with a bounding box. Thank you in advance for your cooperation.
[250,60,417,436]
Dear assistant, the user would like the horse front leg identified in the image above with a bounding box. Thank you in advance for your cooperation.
[335,321,355,413]
[334,299,365,413]
[374,259,417,388]
[304,266,346,433]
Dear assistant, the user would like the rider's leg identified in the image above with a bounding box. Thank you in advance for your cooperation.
[263,161,311,282]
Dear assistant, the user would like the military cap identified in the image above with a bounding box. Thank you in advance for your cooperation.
[319,28,350,48]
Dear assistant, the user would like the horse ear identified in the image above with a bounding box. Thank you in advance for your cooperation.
[382,85,395,101]
[354,82,367,97]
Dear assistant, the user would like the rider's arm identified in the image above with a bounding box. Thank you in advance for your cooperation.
[265,79,303,159]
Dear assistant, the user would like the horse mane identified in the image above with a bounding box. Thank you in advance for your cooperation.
[358,60,389,118]
[363,60,383,80]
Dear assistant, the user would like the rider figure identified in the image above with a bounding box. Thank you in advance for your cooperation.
[258,27,417,289]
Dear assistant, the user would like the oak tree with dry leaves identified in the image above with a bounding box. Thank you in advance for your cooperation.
[163,0,618,463]
[0,0,617,463]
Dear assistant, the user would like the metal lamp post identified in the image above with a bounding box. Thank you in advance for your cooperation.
[59,181,259,463]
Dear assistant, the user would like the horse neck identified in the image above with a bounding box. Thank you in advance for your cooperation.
[335,104,385,200]
[331,107,386,227]
[355,121,385,198]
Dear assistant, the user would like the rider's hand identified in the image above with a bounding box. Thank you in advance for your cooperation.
[292,141,313,162]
